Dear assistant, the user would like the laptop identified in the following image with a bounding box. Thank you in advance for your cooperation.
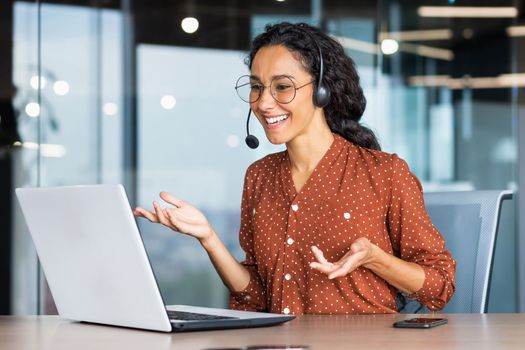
[15,184,294,332]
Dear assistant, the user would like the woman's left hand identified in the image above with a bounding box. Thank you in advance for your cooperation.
[309,237,378,279]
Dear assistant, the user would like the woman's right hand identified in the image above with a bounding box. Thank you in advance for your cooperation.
[133,192,213,242]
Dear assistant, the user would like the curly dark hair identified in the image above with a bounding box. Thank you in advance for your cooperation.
[247,22,380,150]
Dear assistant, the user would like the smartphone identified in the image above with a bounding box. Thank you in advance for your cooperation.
[393,317,448,329]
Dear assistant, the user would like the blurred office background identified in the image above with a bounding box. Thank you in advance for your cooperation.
[1,0,524,314]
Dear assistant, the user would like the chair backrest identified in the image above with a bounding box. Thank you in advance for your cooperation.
[423,190,513,313]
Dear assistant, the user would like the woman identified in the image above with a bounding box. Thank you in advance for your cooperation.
[134,22,456,315]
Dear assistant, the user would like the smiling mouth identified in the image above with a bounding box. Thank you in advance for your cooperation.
[264,114,289,125]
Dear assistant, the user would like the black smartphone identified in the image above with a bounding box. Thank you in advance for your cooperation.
[393,317,448,329]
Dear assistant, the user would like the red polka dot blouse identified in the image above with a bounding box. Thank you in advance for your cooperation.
[229,134,456,315]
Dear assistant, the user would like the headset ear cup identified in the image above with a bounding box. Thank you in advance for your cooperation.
[314,85,331,108]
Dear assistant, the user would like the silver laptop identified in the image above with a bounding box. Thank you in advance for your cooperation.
[16,184,294,332]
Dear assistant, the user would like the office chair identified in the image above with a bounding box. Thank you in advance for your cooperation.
[398,190,513,314]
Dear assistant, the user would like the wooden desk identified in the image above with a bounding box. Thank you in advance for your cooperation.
[0,314,523,350]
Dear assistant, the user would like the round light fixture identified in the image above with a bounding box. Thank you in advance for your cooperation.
[103,102,118,116]
[25,102,40,117]
[30,75,46,90]
[160,95,177,110]
[381,39,399,55]
[53,80,70,95]
[181,17,199,34]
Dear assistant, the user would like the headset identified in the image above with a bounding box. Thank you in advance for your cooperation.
[311,37,331,108]
[245,28,331,149]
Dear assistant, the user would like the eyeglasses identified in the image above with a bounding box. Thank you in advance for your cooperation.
[235,75,313,104]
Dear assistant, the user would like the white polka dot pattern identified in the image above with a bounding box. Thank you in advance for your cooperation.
[229,134,456,315]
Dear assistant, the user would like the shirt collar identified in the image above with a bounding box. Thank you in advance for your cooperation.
[280,133,347,202]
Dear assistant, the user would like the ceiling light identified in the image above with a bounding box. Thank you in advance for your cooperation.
[408,75,452,87]
[334,34,452,61]
[381,39,399,55]
[20,142,66,157]
[25,102,40,117]
[40,143,67,157]
[30,75,46,90]
[160,95,177,110]
[418,6,518,18]
[181,17,199,34]
[400,43,454,61]
[103,102,118,116]
[332,35,379,54]
[507,26,525,37]
[408,73,525,89]
[379,29,453,42]
[53,80,70,95]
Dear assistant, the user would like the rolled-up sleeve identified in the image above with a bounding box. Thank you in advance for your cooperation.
[229,167,267,311]
[387,155,456,311]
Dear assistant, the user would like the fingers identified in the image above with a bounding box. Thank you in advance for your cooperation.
[350,239,365,253]
[309,261,336,275]
[327,243,368,279]
[163,208,188,233]
[159,192,186,208]
[328,253,362,279]
[134,202,184,233]
[153,201,171,226]
[309,246,337,275]
[133,207,159,223]
[133,196,186,230]
[309,243,367,280]
[136,193,205,238]
[311,246,330,265]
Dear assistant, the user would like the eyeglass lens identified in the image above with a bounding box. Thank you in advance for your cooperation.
[235,76,297,104]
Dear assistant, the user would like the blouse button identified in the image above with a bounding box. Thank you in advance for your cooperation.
[291,204,299,212]
[244,295,251,301]
[287,237,294,245]
[343,212,351,220]
[284,273,292,281]
[283,307,290,315]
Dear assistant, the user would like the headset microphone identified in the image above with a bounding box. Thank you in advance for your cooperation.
[245,108,259,149]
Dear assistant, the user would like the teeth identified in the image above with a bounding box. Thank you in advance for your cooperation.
[265,114,289,124]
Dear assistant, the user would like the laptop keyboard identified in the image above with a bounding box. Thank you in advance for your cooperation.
[167,310,237,321]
